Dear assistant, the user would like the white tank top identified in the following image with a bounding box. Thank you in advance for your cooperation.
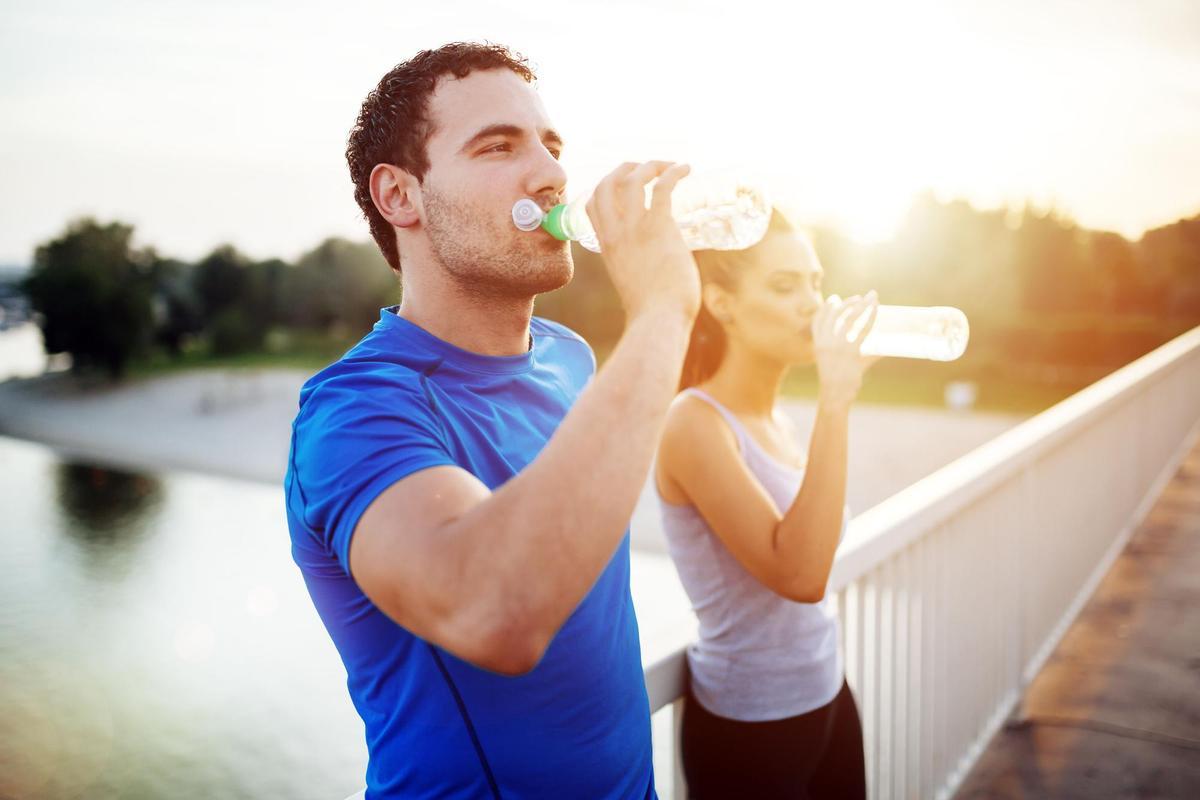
[655,388,846,720]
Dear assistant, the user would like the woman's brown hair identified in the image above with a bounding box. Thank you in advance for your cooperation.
[679,209,796,391]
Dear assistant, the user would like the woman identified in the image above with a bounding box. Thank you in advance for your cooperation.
[655,210,876,798]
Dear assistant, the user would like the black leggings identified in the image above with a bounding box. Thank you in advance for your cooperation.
[680,677,867,799]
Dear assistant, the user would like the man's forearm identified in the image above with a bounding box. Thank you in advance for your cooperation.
[444,309,692,642]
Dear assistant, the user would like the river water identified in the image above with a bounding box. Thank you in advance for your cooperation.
[0,322,1023,798]
[0,438,369,798]
[0,434,692,799]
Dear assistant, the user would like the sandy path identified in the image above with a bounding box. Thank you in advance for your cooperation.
[0,369,305,484]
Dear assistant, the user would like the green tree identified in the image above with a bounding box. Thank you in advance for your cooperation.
[1138,215,1200,317]
[285,238,398,337]
[1088,231,1137,315]
[23,218,155,378]
[1013,207,1092,315]
[146,254,202,358]
[192,244,273,355]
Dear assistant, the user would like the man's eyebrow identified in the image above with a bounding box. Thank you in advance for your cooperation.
[459,123,565,154]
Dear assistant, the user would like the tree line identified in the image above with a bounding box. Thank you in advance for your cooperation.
[20,220,397,376]
[16,197,1200,389]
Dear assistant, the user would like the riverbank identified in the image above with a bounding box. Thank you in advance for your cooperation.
[0,369,303,485]
[0,366,1027,553]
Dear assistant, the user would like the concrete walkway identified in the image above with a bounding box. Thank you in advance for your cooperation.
[953,438,1200,799]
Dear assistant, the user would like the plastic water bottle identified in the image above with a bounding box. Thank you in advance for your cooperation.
[857,304,970,361]
[511,173,771,253]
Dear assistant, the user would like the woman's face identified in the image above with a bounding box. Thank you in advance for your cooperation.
[710,231,825,366]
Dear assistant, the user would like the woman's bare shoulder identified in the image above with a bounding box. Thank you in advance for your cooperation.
[661,392,738,462]
[658,392,740,504]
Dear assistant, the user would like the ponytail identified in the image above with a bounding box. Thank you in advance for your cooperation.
[679,208,796,391]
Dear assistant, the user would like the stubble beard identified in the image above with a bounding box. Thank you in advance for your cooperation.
[423,185,573,301]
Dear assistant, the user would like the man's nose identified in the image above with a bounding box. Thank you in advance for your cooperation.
[524,146,568,204]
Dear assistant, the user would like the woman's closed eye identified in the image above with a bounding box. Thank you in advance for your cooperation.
[770,277,803,294]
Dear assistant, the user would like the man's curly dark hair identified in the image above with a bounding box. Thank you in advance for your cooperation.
[345,42,536,274]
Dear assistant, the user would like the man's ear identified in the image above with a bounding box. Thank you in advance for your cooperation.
[702,283,734,325]
[370,164,421,229]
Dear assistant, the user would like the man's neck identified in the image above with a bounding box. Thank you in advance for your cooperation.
[398,281,534,357]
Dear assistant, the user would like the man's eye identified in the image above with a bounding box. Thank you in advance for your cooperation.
[483,143,511,154]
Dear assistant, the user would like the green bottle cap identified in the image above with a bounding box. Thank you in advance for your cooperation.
[542,204,570,241]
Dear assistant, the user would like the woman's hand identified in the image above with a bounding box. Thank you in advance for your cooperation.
[811,291,880,409]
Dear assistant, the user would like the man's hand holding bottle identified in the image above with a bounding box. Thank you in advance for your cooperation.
[585,161,701,324]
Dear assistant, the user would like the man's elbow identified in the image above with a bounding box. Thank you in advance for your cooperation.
[474,633,546,677]
[456,612,552,677]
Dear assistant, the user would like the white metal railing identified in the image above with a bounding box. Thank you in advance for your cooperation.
[645,325,1200,800]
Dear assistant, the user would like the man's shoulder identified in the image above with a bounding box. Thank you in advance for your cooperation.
[531,317,596,372]
[296,349,433,427]
[530,315,586,344]
[289,352,450,491]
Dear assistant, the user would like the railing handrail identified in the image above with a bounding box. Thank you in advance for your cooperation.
[645,324,1200,714]
[830,325,1200,590]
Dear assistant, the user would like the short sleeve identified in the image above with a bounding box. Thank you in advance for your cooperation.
[289,371,456,575]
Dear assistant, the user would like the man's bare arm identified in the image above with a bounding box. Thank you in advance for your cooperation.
[349,161,700,674]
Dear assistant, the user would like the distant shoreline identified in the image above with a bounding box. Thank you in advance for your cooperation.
[0,358,1026,554]
[0,367,307,486]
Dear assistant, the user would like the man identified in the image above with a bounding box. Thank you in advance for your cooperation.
[285,42,699,798]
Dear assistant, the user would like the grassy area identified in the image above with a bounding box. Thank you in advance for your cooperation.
[594,343,1078,416]
[779,367,1076,415]
[126,331,354,380]
[125,331,1084,416]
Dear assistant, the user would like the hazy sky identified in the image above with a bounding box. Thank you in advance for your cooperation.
[2,0,1198,264]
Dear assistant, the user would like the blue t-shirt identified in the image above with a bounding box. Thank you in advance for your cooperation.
[285,307,655,799]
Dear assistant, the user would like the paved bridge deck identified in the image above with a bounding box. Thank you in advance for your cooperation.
[954,436,1200,799]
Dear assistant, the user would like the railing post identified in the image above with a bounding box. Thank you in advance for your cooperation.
[1006,465,1036,728]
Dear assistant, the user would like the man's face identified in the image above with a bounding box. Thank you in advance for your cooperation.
[418,69,571,299]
